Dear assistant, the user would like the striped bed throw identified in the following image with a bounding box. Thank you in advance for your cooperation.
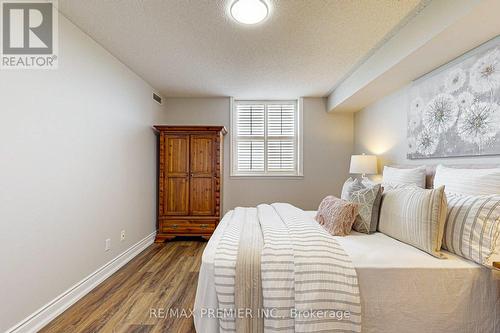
[214,203,361,333]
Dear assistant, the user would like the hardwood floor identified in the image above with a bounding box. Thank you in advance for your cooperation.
[41,239,206,333]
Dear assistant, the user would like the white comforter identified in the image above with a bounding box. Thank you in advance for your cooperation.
[195,210,500,333]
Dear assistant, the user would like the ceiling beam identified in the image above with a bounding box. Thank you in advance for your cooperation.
[327,0,499,113]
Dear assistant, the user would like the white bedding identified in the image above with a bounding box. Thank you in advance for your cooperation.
[194,211,500,333]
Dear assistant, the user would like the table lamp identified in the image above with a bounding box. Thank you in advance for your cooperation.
[349,153,377,179]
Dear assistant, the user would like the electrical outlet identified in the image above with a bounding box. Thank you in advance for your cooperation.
[105,238,111,251]
[120,230,126,241]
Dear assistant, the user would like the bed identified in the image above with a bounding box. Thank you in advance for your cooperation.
[194,165,500,333]
[194,209,499,333]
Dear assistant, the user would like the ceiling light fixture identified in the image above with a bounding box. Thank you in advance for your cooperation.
[230,0,269,25]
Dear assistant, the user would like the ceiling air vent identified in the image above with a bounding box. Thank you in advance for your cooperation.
[152,92,162,105]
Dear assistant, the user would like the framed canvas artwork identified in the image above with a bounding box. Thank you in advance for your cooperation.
[408,36,500,159]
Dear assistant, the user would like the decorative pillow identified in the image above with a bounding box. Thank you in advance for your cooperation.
[382,166,426,188]
[315,196,358,236]
[341,178,364,200]
[434,165,500,195]
[341,177,376,200]
[350,184,383,234]
[378,186,447,258]
[443,192,500,268]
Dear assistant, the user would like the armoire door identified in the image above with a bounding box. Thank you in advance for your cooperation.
[163,134,190,216]
[189,134,215,216]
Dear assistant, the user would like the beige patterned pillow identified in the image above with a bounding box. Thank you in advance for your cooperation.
[341,177,376,200]
[315,196,358,236]
[350,184,383,234]
[378,186,447,258]
[341,177,365,200]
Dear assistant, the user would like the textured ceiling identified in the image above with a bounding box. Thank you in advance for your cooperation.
[58,0,427,99]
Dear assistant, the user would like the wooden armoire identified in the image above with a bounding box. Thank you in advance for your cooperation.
[153,126,227,242]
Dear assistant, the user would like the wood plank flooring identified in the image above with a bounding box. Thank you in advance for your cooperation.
[40,239,206,333]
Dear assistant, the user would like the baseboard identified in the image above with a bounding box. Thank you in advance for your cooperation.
[6,231,156,333]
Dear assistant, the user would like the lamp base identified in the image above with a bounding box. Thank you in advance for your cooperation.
[354,174,368,181]
[353,174,374,186]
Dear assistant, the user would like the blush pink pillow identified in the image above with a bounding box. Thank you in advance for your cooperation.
[315,196,358,236]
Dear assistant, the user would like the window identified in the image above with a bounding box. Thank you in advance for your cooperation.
[231,99,302,177]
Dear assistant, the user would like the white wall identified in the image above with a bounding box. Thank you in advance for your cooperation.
[354,84,500,168]
[160,97,354,212]
[0,15,163,332]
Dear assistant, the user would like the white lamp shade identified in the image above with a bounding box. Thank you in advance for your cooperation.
[349,154,377,175]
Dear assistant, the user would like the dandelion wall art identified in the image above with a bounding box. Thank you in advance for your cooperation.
[408,37,500,159]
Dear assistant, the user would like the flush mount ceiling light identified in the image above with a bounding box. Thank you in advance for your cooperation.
[230,0,269,25]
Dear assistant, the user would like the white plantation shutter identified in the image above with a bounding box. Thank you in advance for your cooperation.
[267,104,296,171]
[232,100,301,176]
[235,104,265,172]
[237,141,265,171]
[236,104,265,136]
[267,140,295,170]
[267,104,295,136]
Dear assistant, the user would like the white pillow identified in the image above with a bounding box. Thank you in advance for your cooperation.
[434,165,500,195]
[382,166,426,188]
